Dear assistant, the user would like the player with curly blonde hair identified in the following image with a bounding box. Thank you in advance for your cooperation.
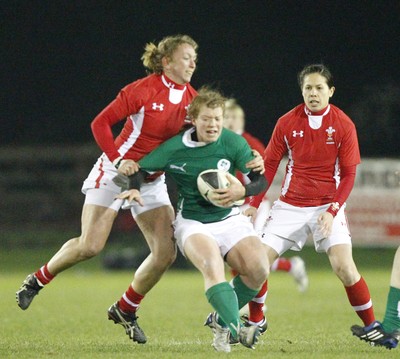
[16,34,198,343]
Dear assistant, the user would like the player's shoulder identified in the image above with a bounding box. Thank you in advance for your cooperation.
[123,74,161,92]
[146,131,184,158]
[220,130,251,160]
[164,130,186,147]
[242,131,265,150]
[277,104,304,125]
[329,104,356,128]
[186,83,198,96]
[242,131,257,142]
[220,128,248,145]
[121,74,160,95]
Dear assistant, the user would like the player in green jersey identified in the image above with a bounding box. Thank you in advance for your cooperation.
[117,88,269,352]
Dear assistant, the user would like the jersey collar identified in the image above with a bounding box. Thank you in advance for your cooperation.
[304,105,331,130]
[304,105,330,116]
[182,127,208,148]
[161,74,187,91]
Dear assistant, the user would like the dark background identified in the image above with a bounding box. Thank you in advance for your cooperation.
[2,1,400,156]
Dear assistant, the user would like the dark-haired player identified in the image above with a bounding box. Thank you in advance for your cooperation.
[246,64,376,333]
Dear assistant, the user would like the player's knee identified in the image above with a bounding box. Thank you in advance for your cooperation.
[151,244,177,270]
[78,236,106,259]
[333,262,359,286]
[242,260,269,288]
[251,263,269,287]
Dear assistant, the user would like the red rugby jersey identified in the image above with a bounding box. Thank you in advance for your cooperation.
[91,74,197,162]
[252,104,360,208]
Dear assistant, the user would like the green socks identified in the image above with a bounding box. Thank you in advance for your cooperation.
[382,286,400,332]
[206,282,240,338]
[231,275,260,310]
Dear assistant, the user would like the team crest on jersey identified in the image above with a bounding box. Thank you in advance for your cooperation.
[326,126,336,144]
[217,159,231,171]
[292,130,304,137]
[152,103,164,111]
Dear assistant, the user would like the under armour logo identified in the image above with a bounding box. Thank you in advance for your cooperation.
[152,103,164,111]
[293,130,304,137]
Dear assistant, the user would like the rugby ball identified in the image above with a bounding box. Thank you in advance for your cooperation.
[197,169,245,208]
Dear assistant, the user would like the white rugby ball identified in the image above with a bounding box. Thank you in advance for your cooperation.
[197,169,245,208]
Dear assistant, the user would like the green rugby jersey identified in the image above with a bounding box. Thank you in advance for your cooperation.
[138,127,254,223]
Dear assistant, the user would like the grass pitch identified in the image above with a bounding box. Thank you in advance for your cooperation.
[1,247,398,358]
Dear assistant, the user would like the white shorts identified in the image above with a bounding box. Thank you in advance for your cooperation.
[82,153,171,218]
[173,210,258,258]
[240,199,271,235]
[261,199,351,254]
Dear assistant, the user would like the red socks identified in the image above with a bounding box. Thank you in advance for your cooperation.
[249,280,268,323]
[118,285,145,314]
[345,277,375,325]
[34,264,55,286]
[272,258,292,272]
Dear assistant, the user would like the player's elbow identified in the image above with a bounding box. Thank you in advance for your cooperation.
[90,116,102,135]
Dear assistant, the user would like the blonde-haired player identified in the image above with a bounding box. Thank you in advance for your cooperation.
[16,34,263,344]
[16,35,199,343]
[223,100,308,334]
[118,88,269,352]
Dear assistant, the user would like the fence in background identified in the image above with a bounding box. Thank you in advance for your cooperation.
[0,146,399,247]
[0,145,100,230]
